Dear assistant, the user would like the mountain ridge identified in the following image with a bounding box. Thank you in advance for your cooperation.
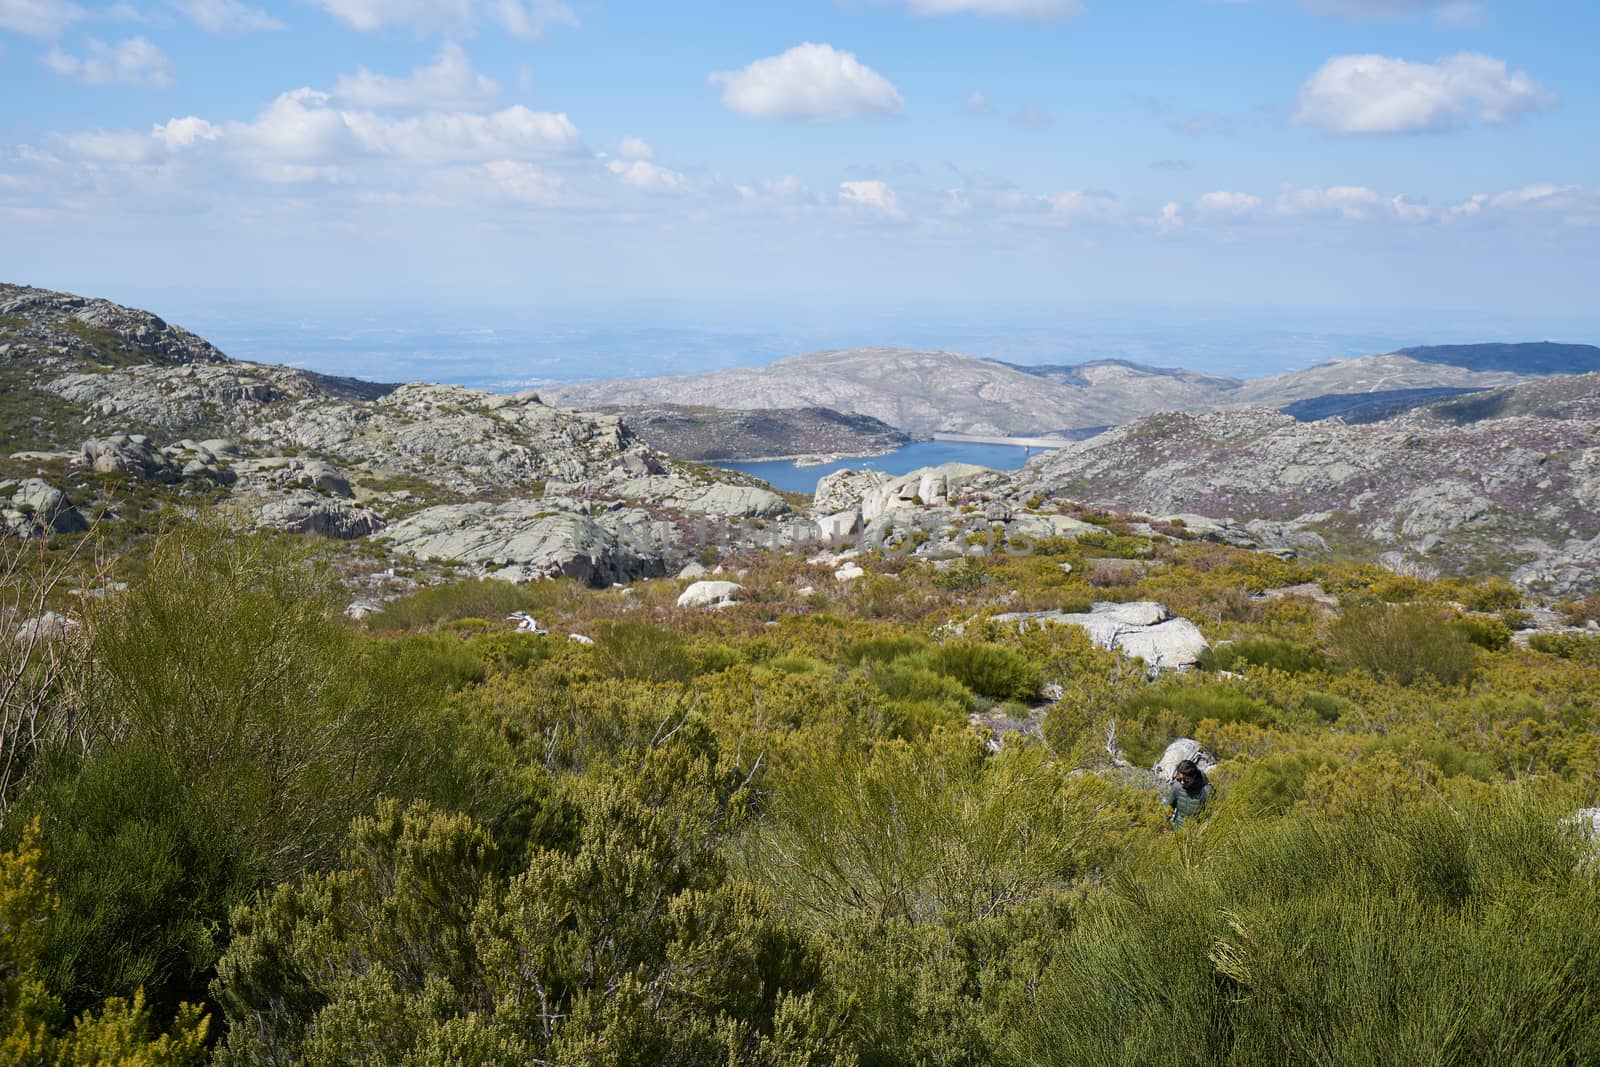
[543,342,1600,438]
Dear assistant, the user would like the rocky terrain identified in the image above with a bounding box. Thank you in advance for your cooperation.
[543,343,1600,439]
[597,403,909,461]
[543,349,1245,437]
[0,283,801,584]
[1006,377,1600,594]
[6,282,1600,599]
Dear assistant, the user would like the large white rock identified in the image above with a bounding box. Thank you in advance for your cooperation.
[677,580,743,609]
[13,612,80,642]
[859,463,995,523]
[816,509,862,542]
[1153,738,1218,782]
[1117,618,1210,672]
[992,600,1208,672]
[1091,601,1171,627]
[813,469,891,514]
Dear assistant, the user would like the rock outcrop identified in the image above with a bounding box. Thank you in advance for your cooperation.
[677,580,744,609]
[1,283,814,584]
[993,602,1210,673]
[1,479,87,537]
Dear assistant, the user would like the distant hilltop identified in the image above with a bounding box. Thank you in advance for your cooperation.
[543,342,1600,438]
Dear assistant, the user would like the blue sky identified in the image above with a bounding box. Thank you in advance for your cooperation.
[1,0,1596,379]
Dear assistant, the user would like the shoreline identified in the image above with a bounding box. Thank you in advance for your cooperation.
[700,440,919,466]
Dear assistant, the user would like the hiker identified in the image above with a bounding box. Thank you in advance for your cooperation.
[1163,759,1212,829]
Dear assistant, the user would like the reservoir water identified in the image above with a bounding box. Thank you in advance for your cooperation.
[719,440,1042,495]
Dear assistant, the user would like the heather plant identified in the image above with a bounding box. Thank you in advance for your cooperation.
[214,735,853,1067]
[1328,601,1479,686]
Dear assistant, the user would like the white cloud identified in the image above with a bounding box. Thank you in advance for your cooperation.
[1294,53,1556,135]
[735,176,816,211]
[902,0,1084,18]
[712,43,904,122]
[201,89,580,176]
[1191,185,1433,223]
[0,0,83,38]
[332,105,581,163]
[618,136,654,160]
[480,159,563,203]
[54,128,162,162]
[332,44,499,112]
[1449,185,1600,227]
[1195,190,1263,216]
[607,158,686,193]
[44,36,174,87]
[1154,201,1184,234]
[153,115,221,149]
[839,179,904,218]
[311,0,577,40]
[1043,189,1118,223]
[1273,184,1432,221]
[964,89,992,116]
[168,0,283,32]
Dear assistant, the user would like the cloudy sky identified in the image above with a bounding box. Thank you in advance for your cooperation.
[1,0,1596,370]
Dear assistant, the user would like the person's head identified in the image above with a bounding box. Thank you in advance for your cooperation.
[1175,759,1202,789]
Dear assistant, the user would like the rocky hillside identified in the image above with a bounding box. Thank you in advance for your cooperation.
[544,342,1600,438]
[0,283,809,584]
[543,348,1241,437]
[791,378,1600,596]
[1001,374,1600,594]
[598,404,910,461]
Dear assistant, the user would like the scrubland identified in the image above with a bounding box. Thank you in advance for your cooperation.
[2,522,1598,1064]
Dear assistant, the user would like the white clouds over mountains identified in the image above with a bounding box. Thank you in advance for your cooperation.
[1295,53,1556,134]
[713,43,905,122]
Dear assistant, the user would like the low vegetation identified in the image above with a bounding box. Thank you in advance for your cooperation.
[1,520,1598,1062]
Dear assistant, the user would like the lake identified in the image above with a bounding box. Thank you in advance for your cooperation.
[718,440,1046,495]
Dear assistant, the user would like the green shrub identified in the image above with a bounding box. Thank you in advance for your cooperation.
[14,523,474,1018]
[366,577,575,631]
[1454,616,1512,652]
[1529,632,1598,660]
[1329,602,1478,686]
[1202,637,1329,675]
[844,635,929,666]
[591,620,697,683]
[924,642,1041,703]
[932,557,990,591]
[1006,795,1600,1066]
[1302,691,1354,724]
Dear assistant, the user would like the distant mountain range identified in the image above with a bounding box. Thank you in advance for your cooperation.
[543,343,1600,438]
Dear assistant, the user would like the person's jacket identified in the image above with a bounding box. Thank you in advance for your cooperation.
[1164,777,1213,829]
